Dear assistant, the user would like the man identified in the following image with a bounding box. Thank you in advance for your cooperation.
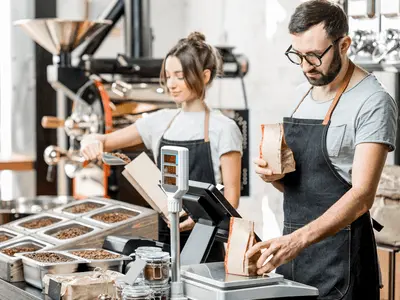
[247,1,398,299]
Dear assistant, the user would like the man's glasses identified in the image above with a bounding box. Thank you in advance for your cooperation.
[285,37,343,67]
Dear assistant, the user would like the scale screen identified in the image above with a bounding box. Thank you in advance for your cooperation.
[163,154,178,186]
[164,176,177,185]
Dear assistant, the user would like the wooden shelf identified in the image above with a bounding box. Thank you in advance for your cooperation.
[0,154,35,171]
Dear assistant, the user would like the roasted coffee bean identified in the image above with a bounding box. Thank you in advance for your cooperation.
[71,249,120,260]
[0,235,10,243]
[1,246,39,257]
[20,217,60,229]
[111,152,131,163]
[54,227,90,240]
[24,252,74,263]
[92,212,132,223]
[64,203,104,214]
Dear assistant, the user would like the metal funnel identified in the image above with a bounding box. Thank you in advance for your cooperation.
[14,18,112,55]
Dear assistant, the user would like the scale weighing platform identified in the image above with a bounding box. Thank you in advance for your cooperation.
[181,262,319,300]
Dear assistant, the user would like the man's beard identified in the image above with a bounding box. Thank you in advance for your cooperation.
[304,47,342,86]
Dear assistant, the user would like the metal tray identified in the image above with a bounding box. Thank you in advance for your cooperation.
[53,199,112,218]
[0,228,23,245]
[0,236,54,282]
[66,248,132,272]
[16,251,87,289]
[82,205,142,228]
[5,213,69,234]
[35,220,101,245]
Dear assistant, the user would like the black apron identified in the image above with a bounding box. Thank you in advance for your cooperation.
[156,109,225,262]
[277,61,380,300]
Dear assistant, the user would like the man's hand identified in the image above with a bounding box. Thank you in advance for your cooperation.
[179,217,195,232]
[246,232,306,275]
[254,158,285,182]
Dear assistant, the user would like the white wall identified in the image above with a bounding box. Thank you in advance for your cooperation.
[173,0,305,238]
[57,0,306,239]
[0,0,36,200]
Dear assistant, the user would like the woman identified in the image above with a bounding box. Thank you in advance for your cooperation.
[80,31,243,261]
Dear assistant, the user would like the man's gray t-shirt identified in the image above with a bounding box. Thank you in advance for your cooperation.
[292,74,398,184]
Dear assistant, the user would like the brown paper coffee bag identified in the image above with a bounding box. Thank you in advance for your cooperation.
[225,217,261,276]
[260,123,296,174]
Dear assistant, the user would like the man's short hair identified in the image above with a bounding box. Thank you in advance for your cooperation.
[289,0,349,41]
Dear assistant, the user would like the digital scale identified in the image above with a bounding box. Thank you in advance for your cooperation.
[157,146,320,300]
[181,262,318,300]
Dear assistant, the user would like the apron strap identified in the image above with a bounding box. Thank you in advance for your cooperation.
[291,87,312,117]
[162,107,211,142]
[322,60,355,125]
[290,60,355,124]
[204,108,210,142]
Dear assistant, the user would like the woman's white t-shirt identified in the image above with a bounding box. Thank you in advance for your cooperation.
[135,109,243,184]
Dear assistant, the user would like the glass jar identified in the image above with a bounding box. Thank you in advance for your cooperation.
[151,283,170,300]
[114,278,129,300]
[141,252,170,285]
[122,286,152,300]
[133,246,163,280]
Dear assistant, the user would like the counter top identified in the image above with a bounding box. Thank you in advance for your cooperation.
[0,154,35,171]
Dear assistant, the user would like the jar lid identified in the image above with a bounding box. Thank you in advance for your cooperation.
[140,251,170,261]
[122,285,152,297]
[115,277,129,287]
[151,283,170,291]
[135,246,162,254]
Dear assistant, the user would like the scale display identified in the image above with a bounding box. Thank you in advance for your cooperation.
[164,165,177,175]
[164,154,177,164]
[164,176,177,186]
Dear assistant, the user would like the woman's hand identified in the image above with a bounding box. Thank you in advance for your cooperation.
[80,134,105,161]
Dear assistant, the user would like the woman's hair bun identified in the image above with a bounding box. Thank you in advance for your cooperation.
[187,31,206,42]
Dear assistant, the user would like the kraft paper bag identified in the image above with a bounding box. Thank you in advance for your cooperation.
[122,152,185,223]
[260,123,296,175]
[225,217,261,276]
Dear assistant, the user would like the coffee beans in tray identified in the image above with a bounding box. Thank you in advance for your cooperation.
[24,252,74,263]
[63,202,105,214]
[70,249,121,260]
[91,212,132,223]
[0,235,10,243]
[53,227,90,240]
[1,246,40,257]
[111,152,131,163]
[20,217,61,229]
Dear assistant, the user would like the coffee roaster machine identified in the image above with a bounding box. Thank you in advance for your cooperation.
[15,0,251,204]
[346,0,400,165]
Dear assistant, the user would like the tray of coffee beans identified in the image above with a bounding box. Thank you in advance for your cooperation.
[54,199,111,217]
[67,248,131,272]
[83,205,141,227]
[35,220,101,245]
[0,228,22,245]
[17,251,87,289]
[0,237,54,282]
[7,213,68,233]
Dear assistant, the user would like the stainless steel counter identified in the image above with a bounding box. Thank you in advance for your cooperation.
[0,279,50,300]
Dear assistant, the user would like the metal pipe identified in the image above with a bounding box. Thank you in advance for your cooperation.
[56,90,69,195]
[170,211,180,282]
[125,0,152,58]
[79,0,124,57]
